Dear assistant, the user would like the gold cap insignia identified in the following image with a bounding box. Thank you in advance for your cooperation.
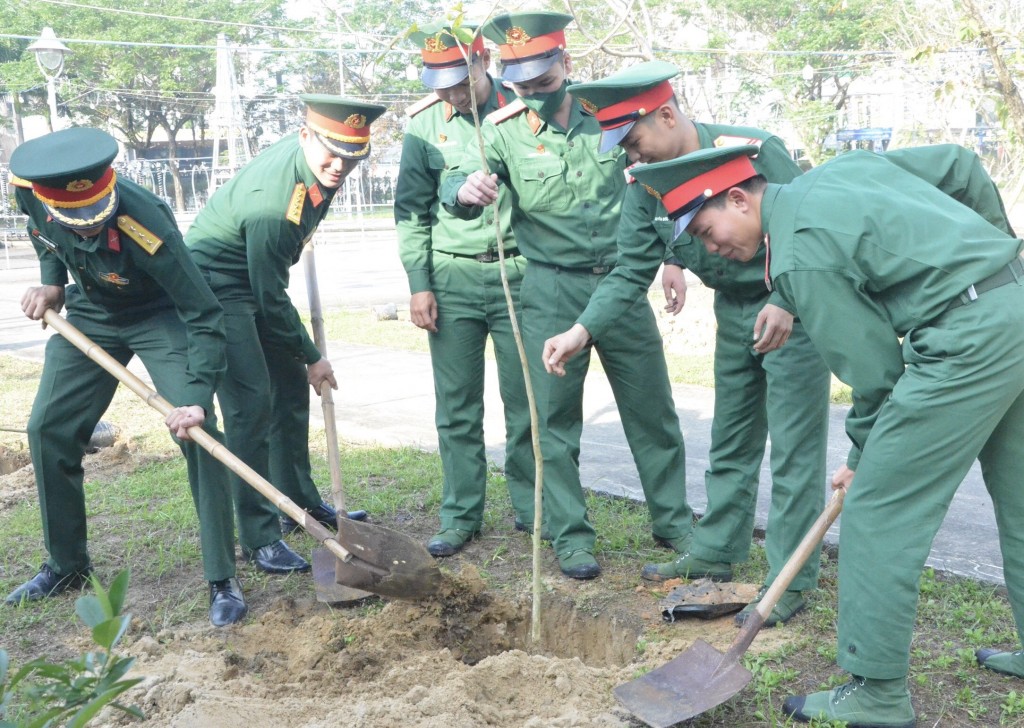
[66,179,93,192]
[424,37,449,53]
[505,27,531,46]
[578,98,598,115]
[345,114,367,129]
[641,183,662,201]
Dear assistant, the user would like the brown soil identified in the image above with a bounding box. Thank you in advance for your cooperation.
[0,434,799,728]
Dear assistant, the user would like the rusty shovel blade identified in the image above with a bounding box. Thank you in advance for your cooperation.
[613,639,753,728]
[312,518,442,601]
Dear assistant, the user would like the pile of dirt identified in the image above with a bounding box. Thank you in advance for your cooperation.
[97,563,793,728]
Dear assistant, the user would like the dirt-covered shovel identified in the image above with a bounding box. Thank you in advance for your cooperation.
[613,488,845,728]
[301,245,441,601]
[42,308,441,600]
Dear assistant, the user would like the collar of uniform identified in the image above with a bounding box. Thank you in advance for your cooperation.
[292,135,336,203]
[694,121,715,150]
[68,223,105,253]
[759,183,784,237]
[446,74,506,123]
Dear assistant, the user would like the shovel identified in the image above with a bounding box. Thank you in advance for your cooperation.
[614,487,845,728]
[42,309,441,600]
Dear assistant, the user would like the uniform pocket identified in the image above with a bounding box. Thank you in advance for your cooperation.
[426,148,447,172]
[514,156,565,212]
[902,325,954,364]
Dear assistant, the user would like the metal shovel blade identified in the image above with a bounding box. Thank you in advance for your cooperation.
[613,639,753,728]
[313,517,442,600]
[311,549,374,604]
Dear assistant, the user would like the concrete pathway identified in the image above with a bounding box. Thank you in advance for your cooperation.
[0,226,1003,586]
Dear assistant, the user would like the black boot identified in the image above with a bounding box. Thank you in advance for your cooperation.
[209,577,247,627]
[280,500,368,534]
[5,564,92,605]
[242,540,311,574]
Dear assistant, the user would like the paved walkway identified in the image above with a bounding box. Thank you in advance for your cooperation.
[0,229,1003,586]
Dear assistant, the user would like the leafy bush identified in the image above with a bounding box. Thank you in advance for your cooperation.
[0,570,144,727]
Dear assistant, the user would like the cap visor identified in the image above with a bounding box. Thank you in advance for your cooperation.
[317,133,370,160]
[673,206,701,241]
[501,52,562,84]
[43,188,119,231]
[421,65,470,90]
[599,121,635,153]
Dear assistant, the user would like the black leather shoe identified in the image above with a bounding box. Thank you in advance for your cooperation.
[209,577,247,627]
[5,564,92,605]
[280,501,369,534]
[242,540,311,574]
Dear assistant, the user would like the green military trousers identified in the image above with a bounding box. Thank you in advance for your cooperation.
[520,263,693,558]
[428,252,535,532]
[688,292,830,591]
[211,279,323,550]
[837,279,1024,679]
[26,293,236,582]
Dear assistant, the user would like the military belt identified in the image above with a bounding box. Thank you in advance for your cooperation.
[435,248,520,263]
[947,255,1024,310]
[531,261,614,275]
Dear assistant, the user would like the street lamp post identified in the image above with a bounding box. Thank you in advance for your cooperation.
[27,27,71,132]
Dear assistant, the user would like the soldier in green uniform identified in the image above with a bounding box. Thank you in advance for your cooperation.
[5,128,245,627]
[396,22,535,556]
[542,61,830,625]
[631,144,1024,728]
[441,13,693,579]
[186,96,382,574]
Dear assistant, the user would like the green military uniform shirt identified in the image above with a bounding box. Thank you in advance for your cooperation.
[396,78,515,284]
[576,124,799,339]
[766,149,1024,469]
[186,133,334,364]
[440,93,628,266]
[17,180,225,407]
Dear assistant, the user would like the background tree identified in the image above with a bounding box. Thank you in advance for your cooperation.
[898,0,1023,205]
[0,0,289,210]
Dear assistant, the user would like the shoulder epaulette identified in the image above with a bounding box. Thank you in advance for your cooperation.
[286,183,306,225]
[117,215,164,255]
[486,98,528,125]
[406,93,442,118]
[714,135,764,149]
[8,173,31,189]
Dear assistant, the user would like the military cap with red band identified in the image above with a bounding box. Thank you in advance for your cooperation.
[568,60,679,153]
[630,145,761,239]
[10,127,121,231]
[300,94,388,159]
[482,12,572,84]
[409,22,485,90]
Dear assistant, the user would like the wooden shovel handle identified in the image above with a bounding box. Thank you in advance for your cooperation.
[41,308,354,563]
[302,246,347,516]
[723,486,845,663]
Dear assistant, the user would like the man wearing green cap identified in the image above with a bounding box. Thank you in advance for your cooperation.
[396,22,536,556]
[631,143,1024,727]
[5,127,245,627]
[441,12,693,579]
[187,95,383,574]
[542,60,829,626]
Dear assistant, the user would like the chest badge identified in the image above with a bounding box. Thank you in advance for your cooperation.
[100,272,129,286]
